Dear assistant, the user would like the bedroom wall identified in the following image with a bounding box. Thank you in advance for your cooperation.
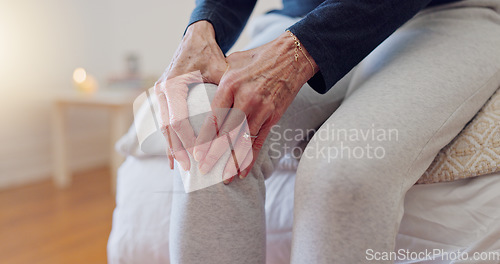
[0,0,281,189]
[0,0,113,189]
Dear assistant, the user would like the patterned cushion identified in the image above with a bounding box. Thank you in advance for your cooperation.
[418,87,500,184]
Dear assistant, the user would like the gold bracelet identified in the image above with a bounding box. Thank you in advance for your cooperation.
[286,30,316,75]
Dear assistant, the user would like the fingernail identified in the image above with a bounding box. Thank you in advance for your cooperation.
[223,171,233,181]
[198,163,209,175]
[180,160,189,171]
[223,176,234,185]
[194,151,203,162]
[168,155,174,170]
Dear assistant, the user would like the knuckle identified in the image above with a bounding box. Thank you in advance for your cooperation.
[240,100,257,113]
[222,73,239,89]
[249,126,260,136]
[217,127,230,136]
[263,101,276,112]
[253,138,265,150]
[227,128,240,138]
[170,119,185,132]
[204,152,220,165]
[194,143,209,154]
[238,140,252,151]
[215,134,229,145]
[154,83,161,94]
[159,125,168,135]
[154,82,162,93]
[248,95,263,106]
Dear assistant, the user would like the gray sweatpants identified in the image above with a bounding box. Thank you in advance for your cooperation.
[169,1,500,263]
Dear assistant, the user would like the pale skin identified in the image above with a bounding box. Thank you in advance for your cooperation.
[155,20,318,183]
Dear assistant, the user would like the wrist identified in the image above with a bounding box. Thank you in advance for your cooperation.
[276,31,318,83]
[185,20,216,41]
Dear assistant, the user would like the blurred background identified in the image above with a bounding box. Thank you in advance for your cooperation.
[0,0,280,263]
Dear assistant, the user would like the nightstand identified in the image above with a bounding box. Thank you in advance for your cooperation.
[52,90,139,193]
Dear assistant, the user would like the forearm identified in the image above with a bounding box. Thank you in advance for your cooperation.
[288,0,434,93]
[188,0,257,53]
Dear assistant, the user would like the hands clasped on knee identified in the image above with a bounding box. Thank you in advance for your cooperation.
[155,20,317,184]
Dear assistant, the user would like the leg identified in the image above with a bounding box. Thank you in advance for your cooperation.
[291,2,500,263]
[169,77,350,263]
[168,12,355,263]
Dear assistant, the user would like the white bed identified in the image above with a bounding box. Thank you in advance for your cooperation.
[108,153,500,264]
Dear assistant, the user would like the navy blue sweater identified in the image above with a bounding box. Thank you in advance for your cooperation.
[188,0,462,93]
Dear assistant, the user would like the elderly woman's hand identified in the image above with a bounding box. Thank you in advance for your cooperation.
[155,21,227,171]
[193,31,318,183]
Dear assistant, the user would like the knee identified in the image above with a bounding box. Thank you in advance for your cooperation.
[295,144,404,207]
[296,156,367,203]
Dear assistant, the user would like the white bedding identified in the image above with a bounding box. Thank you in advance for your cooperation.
[108,155,500,264]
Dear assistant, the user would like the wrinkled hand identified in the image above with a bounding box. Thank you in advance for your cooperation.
[193,31,318,183]
[154,21,227,171]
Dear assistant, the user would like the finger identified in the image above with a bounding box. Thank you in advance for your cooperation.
[198,109,246,175]
[222,140,252,182]
[162,113,176,170]
[162,121,192,171]
[164,73,199,154]
[236,150,254,180]
[164,125,175,170]
[193,83,234,162]
[238,151,258,180]
[223,127,253,185]
[240,122,274,179]
[223,176,235,185]
[154,86,173,153]
[222,122,253,180]
[156,90,191,171]
[221,140,240,185]
[246,107,270,144]
[233,107,269,175]
[192,108,227,162]
[236,151,253,180]
[252,122,273,156]
[220,98,269,180]
[155,80,174,170]
[168,153,174,170]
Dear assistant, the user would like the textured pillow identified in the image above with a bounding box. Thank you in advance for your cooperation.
[418,87,500,184]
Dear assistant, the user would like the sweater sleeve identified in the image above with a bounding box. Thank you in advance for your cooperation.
[288,0,434,94]
[187,0,257,53]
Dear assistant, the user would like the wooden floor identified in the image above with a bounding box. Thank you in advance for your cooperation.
[0,167,115,264]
